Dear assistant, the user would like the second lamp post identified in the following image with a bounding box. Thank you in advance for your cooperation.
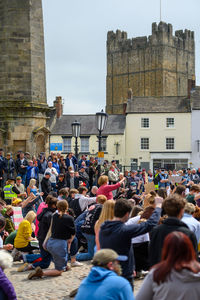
[96,110,108,178]
[71,120,81,160]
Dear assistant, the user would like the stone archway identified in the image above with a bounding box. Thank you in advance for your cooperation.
[32,126,50,156]
[36,134,45,155]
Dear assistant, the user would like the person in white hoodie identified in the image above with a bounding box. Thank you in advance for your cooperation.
[44,161,58,191]
[136,231,200,300]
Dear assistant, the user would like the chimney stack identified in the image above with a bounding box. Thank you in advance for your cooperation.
[54,96,63,118]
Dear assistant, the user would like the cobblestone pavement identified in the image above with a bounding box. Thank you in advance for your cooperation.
[5,261,143,300]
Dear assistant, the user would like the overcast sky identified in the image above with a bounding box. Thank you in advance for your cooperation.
[42,0,200,114]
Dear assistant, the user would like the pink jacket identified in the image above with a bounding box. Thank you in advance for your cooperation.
[35,202,48,236]
[96,182,121,200]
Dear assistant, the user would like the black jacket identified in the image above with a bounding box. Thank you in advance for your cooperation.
[149,217,198,267]
[99,207,161,278]
[56,180,67,192]
[15,158,28,174]
[41,177,52,200]
[4,158,15,174]
[37,207,55,242]
[0,156,6,172]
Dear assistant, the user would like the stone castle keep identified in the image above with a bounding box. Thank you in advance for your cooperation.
[0,0,50,155]
[106,22,195,114]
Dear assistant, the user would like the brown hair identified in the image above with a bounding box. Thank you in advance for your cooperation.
[69,188,79,196]
[190,185,200,193]
[5,205,13,214]
[47,197,58,208]
[78,186,88,194]
[45,195,53,205]
[57,200,68,218]
[59,188,69,196]
[140,206,154,219]
[157,188,167,199]
[162,195,186,217]
[96,195,107,205]
[150,191,157,197]
[130,205,143,218]
[175,185,186,196]
[98,175,108,186]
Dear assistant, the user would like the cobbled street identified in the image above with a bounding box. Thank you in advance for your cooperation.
[5,261,143,300]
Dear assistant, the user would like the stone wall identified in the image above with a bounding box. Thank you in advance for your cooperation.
[106,22,195,114]
[0,0,50,155]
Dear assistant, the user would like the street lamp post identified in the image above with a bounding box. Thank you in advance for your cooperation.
[71,120,81,163]
[96,109,108,178]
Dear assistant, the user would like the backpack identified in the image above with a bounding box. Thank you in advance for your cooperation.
[81,204,102,235]
[69,198,82,219]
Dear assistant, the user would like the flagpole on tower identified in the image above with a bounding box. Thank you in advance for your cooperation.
[160,0,162,21]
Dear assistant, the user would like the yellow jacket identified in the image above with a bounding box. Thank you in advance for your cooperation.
[14,220,32,248]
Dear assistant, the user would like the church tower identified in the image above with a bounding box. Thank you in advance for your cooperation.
[0,0,50,155]
[106,22,195,114]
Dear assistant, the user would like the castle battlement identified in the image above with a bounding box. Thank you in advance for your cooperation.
[106,21,195,115]
[107,22,194,53]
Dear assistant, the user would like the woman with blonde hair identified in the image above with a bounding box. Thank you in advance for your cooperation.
[95,200,115,250]
[24,178,43,216]
[14,210,37,253]
[27,179,37,196]
[96,175,125,200]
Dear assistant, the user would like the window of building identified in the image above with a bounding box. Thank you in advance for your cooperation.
[141,138,149,150]
[166,118,174,128]
[166,138,175,150]
[62,138,71,152]
[101,137,107,152]
[130,158,138,171]
[141,118,149,128]
[81,137,89,152]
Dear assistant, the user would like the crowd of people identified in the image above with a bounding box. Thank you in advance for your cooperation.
[1,148,200,299]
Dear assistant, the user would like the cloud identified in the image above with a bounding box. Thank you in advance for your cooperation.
[42,0,200,113]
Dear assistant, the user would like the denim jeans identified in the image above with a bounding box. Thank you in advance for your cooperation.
[47,238,68,271]
[32,242,52,269]
[76,233,95,261]
[25,253,41,263]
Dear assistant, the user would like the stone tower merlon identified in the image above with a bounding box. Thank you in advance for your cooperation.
[107,22,195,54]
[106,21,195,114]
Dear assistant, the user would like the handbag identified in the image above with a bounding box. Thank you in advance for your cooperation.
[42,217,53,251]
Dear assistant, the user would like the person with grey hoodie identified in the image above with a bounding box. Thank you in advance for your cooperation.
[136,231,200,300]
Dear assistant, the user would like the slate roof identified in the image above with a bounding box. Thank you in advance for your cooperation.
[50,114,126,135]
[191,87,200,110]
[126,96,191,113]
